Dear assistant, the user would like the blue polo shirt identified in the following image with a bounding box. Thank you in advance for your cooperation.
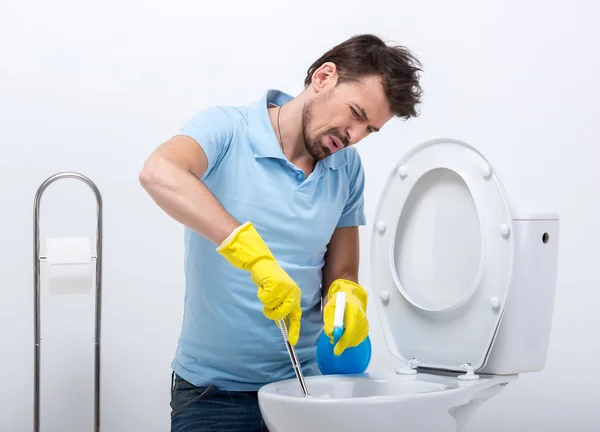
[171,89,367,391]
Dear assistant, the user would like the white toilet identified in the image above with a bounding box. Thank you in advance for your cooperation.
[258,138,560,432]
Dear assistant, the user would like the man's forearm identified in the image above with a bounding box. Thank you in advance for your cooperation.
[139,155,240,246]
[321,268,359,306]
[320,226,361,307]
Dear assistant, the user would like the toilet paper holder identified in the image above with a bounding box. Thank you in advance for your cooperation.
[33,172,103,432]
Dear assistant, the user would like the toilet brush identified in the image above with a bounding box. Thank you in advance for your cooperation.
[277,318,310,397]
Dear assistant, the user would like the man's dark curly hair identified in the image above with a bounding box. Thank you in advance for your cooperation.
[304,34,423,120]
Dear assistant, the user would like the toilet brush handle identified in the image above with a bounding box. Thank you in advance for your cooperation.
[278,319,310,397]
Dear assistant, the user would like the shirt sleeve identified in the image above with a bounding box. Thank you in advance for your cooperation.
[177,106,234,180]
[337,149,367,228]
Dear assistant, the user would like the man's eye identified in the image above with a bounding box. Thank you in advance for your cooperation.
[350,107,360,119]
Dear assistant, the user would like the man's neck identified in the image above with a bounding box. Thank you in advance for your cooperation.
[269,97,316,174]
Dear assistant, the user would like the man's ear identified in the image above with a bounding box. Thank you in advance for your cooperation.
[309,62,338,93]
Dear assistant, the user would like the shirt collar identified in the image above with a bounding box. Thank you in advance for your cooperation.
[248,89,348,170]
[248,89,292,160]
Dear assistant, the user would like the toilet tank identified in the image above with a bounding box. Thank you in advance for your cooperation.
[479,211,560,375]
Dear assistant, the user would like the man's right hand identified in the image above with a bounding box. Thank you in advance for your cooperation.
[216,222,302,345]
[139,129,302,343]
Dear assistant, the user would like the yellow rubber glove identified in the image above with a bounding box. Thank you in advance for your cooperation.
[216,222,302,345]
[323,279,369,356]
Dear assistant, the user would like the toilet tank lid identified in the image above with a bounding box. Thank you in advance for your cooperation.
[512,210,559,221]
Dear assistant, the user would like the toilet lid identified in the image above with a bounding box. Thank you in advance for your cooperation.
[369,138,514,372]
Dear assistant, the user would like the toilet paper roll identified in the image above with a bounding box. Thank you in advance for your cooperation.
[46,237,93,295]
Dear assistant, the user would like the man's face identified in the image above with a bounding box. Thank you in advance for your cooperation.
[301,74,394,161]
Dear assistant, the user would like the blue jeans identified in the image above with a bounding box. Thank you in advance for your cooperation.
[170,372,269,432]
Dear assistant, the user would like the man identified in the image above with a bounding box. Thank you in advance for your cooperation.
[139,33,422,431]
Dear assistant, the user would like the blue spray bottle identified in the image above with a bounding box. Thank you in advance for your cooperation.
[316,291,372,375]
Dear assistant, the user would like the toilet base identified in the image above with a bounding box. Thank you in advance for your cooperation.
[258,371,518,432]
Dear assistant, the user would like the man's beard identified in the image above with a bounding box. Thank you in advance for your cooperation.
[301,99,346,161]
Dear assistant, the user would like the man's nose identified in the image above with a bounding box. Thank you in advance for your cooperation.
[345,124,367,145]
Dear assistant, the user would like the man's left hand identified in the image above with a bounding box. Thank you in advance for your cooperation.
[323,279,369,356]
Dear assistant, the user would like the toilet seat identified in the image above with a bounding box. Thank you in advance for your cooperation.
[370,138,514,373]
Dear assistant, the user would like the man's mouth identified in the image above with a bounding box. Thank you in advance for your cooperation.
[326,135,343,153]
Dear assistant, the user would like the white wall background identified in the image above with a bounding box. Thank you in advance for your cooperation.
[1,0,599,430]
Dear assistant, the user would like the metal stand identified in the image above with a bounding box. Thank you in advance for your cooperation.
[33,172,103,432]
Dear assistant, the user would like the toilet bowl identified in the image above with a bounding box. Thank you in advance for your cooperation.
[258,138,560,432]
[258,372,518,432]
